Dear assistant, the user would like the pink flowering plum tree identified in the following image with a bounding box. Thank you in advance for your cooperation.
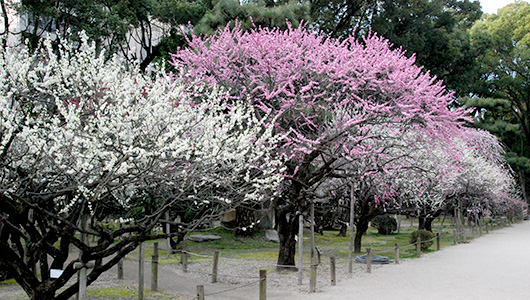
[0,36,284,299]
[172,23,470,269]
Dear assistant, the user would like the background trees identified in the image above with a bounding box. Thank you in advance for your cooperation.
[309,0,483,95]
[466,1,530,204]
[1,0,213,69]
[0,36,283,299]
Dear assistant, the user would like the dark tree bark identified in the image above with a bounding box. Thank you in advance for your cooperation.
[275,206,298,271]
[418,210,443,232]
[235,204,256,237]
[354,217,370,253]
[337,224,347,237]
[418,216,434,232]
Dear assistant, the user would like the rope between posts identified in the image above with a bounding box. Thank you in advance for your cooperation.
[186,269,261,279]
[371,245,398,255]
[182,251,215,259]
[204,278,264,297]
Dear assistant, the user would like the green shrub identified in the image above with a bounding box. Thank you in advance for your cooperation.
[371,214,397,235]
[410,230,434,251]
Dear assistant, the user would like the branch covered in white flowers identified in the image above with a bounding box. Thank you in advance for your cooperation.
[0,34,284,300]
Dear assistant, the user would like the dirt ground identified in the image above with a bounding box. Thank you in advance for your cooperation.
[2,220,530,300]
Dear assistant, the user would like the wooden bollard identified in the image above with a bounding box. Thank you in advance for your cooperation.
[165,211,171,258]
[394,244,400,264]
[151,254,158,291]
[330,257,336,286]
[139,242,144,300]
[485,222,489,233]
[212,251,219,283]
[366,248,372,273]
[259,270,267,300]
[197,285,204,300]
[74,261,94,300]
[309,262,317,293]
[117,259,124,279]
[436,232,440,251]
[298,214,304,286]
[181,251,188,273]
[453,229,457,245]
[416,237,421,257]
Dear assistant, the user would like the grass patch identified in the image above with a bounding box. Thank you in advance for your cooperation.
[129,215,513,266]
[87,287,140,297]
[0,278,17,285]
[233,250,278,260]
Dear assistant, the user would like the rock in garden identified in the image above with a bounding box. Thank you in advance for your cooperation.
[355,254,390,264]
[265,230,280,242]
[188,235,222,242]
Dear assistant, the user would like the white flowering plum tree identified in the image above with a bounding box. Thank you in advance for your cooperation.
[446,129,526,223]
[387,128,517,230]
[0,36,284,300]
[172,23,472,268]
[313,125,523,251]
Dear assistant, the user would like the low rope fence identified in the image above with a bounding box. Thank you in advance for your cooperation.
[114,216,513,299]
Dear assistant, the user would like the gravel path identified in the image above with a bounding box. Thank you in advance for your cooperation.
[289,220,530,300]
[2,221,530,299]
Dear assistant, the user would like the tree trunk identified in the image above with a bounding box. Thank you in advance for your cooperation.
[418,217,434,232]
[337,224,347,237]
[276,209,298,271]
[354,218,369,253]
[418,216,426,230]
[235,205,255,237]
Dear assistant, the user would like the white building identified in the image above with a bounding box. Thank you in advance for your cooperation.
[1,0,172,67]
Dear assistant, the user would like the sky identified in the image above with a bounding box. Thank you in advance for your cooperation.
[479,0,519,14]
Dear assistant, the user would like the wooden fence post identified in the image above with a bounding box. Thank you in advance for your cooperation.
[196,285,204,300]
[309,262,317,293]
[78,214,89,300]
[394,244,399,264]
[166,211,171,258]
[212,251,219,283]
[259,270,267,300]
[348,185,355,274]
[138,242,144,300]
[182,251,188,273]
[151,254,158,291]
[485,222,489,234]
[117,259,124,279]
[366,248,372,273]
[298,214,304,286]
[436,233,440,251]
[453,229,457,245]
[330,257,336,286]
[416,237,421,257]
